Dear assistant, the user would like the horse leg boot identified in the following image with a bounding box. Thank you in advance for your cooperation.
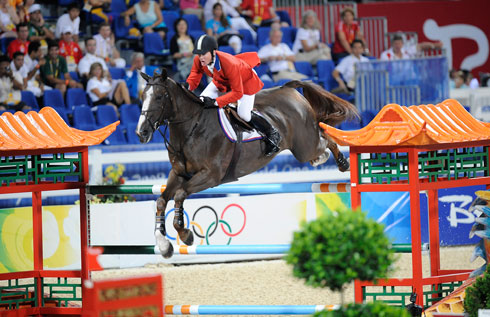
[173,207,194,245]
[249,112,281,157]
[155,197,174,258]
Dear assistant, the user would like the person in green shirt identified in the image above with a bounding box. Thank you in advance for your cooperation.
[40,41,82,97]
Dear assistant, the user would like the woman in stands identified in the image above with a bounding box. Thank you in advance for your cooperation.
[170,18,195,82]
[331,7,365,62]
[292,10,331,65]
[122,0,167,41]
[206,2,241,54]
[0,0,19,38]
[86,62,130,111]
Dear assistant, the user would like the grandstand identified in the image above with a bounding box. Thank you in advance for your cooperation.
[0,0,488,207]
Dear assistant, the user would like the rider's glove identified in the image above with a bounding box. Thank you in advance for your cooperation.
[200,96,218,107]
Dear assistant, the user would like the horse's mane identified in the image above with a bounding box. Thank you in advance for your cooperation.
[167,77,204,105]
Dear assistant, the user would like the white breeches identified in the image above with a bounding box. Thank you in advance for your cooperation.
[201,81,255,122]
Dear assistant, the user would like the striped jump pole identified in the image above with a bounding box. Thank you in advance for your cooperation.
[94,243,428,255]
[164,304,339,315]
[87,182,351,196]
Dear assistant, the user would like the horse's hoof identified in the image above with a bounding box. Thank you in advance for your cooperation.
[310,151,330,167]
[336,153,350,172]
[179,228,194,246]
[155,230,174,258]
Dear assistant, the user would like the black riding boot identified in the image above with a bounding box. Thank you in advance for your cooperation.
[249,112,281,156]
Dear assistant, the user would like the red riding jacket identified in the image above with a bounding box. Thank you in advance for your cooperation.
[186,51,264,108]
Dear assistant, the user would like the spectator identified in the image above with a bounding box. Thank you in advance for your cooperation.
[240,0,285,28]
[206,2,241,54]
[55,2,80,42]
[180,0,204,28]
[10,50,27,89]
[461,69,479,89]
[82,0,111,24]
[24,40,46,98]
[291,10,331,65]
[170,18,195,82]
[332,7,365,62]
[450,71,467,89]
[18,0,34,23]
[27,4,54,43]
[204,0,256,41]
[332,39,369,93]
[0,55,29,111]
[93,22,126,68]
[58,25,82,72]
[0,0,19,38]
[78,37,108,79]
[40,40,82,96]
[7,22,29,58]
[121,0,167,41]
[125,51,147,99]
[86,62,131,110]
[258,28,307,82]
[380,34,411,61]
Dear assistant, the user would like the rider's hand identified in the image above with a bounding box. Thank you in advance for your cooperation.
[182,81,190,90]
[200,96,218,107]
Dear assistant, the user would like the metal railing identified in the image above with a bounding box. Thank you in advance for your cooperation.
[359,16,388,58]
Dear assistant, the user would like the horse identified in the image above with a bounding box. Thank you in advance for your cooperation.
[136,68,359,258]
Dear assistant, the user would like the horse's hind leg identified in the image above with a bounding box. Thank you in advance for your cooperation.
[323,132,349,172]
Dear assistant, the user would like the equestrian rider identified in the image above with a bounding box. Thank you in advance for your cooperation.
[186,34,280,157]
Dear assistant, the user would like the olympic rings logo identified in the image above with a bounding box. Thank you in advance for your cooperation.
[164,203,247,245]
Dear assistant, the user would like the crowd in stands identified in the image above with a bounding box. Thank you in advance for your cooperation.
[0,0,476,144]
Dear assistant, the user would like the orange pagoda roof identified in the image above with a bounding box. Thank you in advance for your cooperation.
[0,107,119,151]
[320,99,490,146]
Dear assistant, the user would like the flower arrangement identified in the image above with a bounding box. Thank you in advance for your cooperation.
[91,164,135,204]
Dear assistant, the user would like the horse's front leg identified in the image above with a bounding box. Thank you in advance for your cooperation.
[155,170,185,258]
[172,169,220,246]
[323,132,349,172]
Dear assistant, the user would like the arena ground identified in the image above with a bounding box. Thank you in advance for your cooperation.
[91,245,482,316]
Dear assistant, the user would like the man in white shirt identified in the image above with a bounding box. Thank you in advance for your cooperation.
[125,52,147,99]
[78,37,108,79]
[93,23,126,68]
[10,52,28,90]
[23,41,48,97]
[380,35,411,61]
[332,39,369,92]
[55,3,80,42]
[258,29,307,82]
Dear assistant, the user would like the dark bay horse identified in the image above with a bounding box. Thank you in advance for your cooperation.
[136,68,358,258]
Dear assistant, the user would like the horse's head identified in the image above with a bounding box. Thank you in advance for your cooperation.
[136,68,175,143]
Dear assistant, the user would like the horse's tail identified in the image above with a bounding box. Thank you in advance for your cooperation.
[284,80,360,127]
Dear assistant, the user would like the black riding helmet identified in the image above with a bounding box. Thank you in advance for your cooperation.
[193,35,218,55]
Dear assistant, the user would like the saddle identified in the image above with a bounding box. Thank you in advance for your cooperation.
[224,105,254,131]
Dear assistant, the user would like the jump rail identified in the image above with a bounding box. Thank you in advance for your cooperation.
[163,304,339,315]
[94,243,428,255]
[87,182,351,195]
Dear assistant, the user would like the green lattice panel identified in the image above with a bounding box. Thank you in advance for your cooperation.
[0,278,37,310]
[42,277,82,308]
[359,147,489,184]
[362,281,463,308]
[0,153,83,186]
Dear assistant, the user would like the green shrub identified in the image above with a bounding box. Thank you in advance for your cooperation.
[285,208,395,292]
[464,264,490,317]
[314,302,410,317]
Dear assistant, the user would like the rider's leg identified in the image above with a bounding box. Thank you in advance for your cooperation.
[238,94,281,156]
[200,81,220,99]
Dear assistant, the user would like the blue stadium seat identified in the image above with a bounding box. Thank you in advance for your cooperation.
[294,61,314,80]
[109,67,126,79]
[21,91,39,110]
[276,10,292,26]
[66,88,91,110]
[114,16,139,42]
[51,107,70,125]
[126,122,140,144]
[96,105,119,126]
[340,118,361,131]
[143,32,169,57]
[257,27,270,48]
[44,89,72,114]
[0,37,15,53]
[275,78,291,86]
[73,105,97,131]
[182,14,202,31]
[280,27,296,48]
[360,110,375,127]
[111,0,127,15]
[316,60,337,91]
[149,126,166,144]
[120,103,140,127]
[69,71,80,83]
[241,44,258,53]
[239,29,255,45]
[262,79,274,89]
[161,10,180,32]
[189,30,205,41]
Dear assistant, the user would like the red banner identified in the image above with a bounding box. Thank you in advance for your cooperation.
[358,0,490,77]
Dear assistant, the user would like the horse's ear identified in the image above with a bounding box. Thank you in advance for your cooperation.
[140,71,151,82]
[157,67,167,80]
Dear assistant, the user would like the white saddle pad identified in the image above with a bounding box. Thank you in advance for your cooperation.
[218,108,262,143]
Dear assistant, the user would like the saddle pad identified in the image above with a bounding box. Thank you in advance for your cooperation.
[218,108,262,143]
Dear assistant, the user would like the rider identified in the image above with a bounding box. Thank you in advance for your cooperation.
[186,34,280,157]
